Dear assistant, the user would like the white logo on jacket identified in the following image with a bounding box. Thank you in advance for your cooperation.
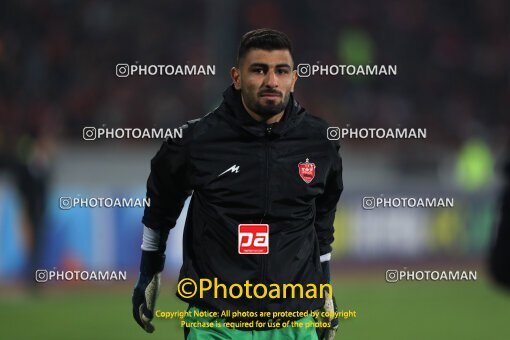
[218,164,240,177]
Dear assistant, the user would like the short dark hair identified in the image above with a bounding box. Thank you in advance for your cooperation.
[237,28,293,65]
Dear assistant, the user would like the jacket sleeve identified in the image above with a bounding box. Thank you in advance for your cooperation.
[314,143,343,255]
[141,124,193,233]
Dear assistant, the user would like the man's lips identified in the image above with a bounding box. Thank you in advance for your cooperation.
[259,92,282,99]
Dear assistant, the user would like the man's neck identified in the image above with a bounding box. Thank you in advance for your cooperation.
[241,96,284,124]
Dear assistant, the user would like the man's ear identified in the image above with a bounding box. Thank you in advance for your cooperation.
[290,69,298,92]
[231,67,241,90]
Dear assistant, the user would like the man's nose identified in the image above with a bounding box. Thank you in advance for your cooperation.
[265,70,278,88]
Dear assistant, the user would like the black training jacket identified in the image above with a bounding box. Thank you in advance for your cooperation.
[142,85,343,315]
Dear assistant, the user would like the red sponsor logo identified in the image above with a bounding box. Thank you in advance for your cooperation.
[298,158,316,183]
[238,224,269,254]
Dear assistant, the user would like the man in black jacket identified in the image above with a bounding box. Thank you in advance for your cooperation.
[132,28,343,340]
[489,150,510,289]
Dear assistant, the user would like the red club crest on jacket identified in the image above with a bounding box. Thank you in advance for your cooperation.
[298,158,316,183]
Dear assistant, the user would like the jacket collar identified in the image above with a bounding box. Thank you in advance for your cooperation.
[217,84,306,137]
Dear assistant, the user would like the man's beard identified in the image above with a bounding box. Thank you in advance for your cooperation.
[242,89,291,120]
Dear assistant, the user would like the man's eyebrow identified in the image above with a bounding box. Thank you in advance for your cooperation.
[248,63,292,69]
[248,63,268,69]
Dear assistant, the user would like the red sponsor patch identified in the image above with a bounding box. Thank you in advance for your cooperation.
[298,158,316,183]
[238,224,269,254]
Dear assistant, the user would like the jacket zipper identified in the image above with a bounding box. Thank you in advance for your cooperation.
[258,124,272,311]
[260,124,272,222]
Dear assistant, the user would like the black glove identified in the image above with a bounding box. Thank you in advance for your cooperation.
[132,250,165,333]
[316,261,339,340]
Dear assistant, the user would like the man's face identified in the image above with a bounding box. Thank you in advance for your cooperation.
[231,49,297,119]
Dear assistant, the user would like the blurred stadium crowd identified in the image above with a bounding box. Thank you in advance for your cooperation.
[0,0,508,150]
